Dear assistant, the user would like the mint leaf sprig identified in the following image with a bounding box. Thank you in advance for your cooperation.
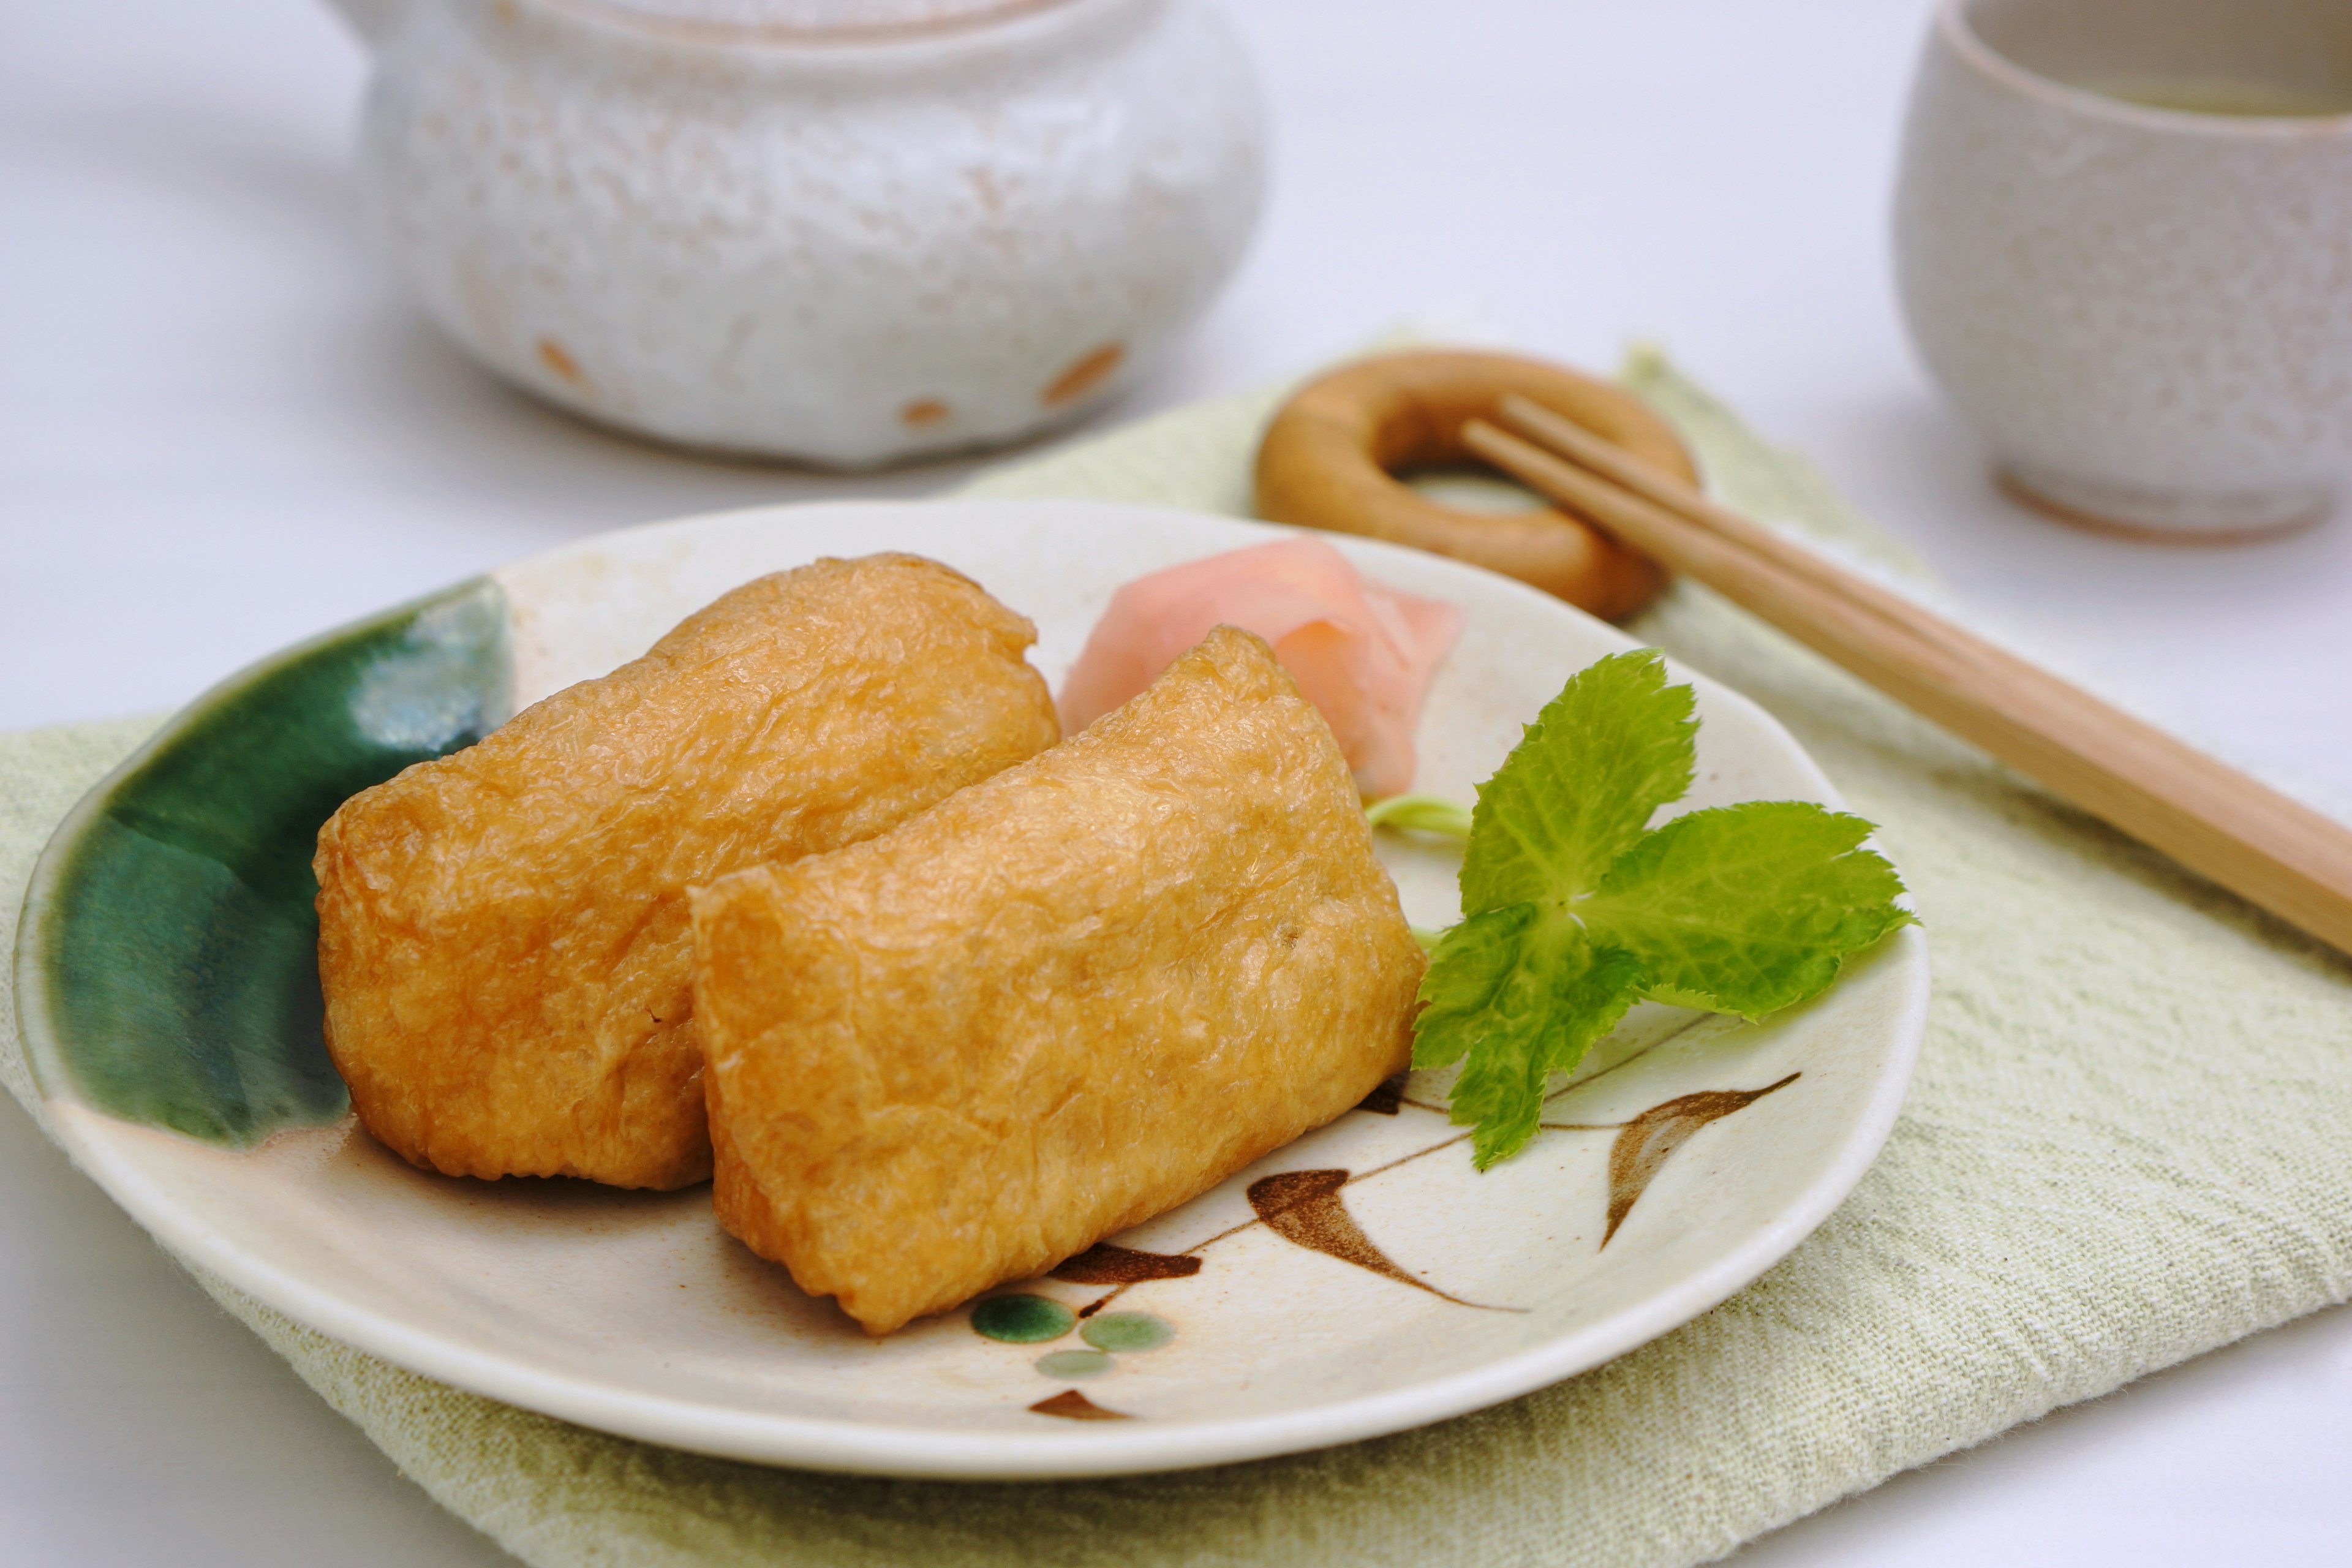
[1401,649,1914,1169]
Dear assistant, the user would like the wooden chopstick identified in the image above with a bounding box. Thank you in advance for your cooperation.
[1463,397,2352,961]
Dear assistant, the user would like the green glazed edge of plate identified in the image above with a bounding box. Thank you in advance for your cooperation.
[14,579,513,1147]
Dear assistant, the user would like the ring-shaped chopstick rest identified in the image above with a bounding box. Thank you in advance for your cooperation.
[1251,350,1693,620]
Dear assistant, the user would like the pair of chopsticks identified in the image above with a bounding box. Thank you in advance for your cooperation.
[1464,395,2352,961]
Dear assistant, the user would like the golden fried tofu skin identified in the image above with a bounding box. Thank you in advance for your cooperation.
[692,626,1423,1333]
[314,554,1060,1191]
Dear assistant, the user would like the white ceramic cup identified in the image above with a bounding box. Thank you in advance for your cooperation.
[1894,0,2352,537]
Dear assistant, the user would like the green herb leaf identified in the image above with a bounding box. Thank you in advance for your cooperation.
[1414,904,1644,1168]
[1458,650,1694,916]
[1586,801,1915,1018]
[1413,649,1912,1167]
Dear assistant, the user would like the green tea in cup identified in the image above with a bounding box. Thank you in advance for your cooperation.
[2080,78,2352,118]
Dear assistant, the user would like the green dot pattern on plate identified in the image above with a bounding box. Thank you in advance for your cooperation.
[970,1295,1075,1343]
[1079,1312,1175,1352]
[1035,1349,1114,1379]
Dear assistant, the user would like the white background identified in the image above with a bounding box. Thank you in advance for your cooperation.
[4,1,2349,1562]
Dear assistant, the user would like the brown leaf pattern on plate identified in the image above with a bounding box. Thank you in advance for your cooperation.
[1050,1243,1204,1285]
[993,1054,1784,1387]
[1246,1169,1506,1309]
[1030,1389,1129,1420]
[1604,1073,1800,1247]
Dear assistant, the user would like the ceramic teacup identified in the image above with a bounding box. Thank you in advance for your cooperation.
[1894,0,2352,538]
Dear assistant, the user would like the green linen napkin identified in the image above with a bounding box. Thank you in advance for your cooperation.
[6,354,2350,1567]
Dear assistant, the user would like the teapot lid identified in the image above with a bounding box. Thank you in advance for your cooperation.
[562,0,1084,41]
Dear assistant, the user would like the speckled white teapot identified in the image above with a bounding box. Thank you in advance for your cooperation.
[325,0,1267,466]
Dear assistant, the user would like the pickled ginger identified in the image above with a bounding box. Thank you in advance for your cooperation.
[1057,537,1462,797]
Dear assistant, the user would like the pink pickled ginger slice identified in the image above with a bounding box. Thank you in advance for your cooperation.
[1058,537,1464,798]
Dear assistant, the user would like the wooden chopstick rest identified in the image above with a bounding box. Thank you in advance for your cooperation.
[1466,398,2352,962]
[1253,350,1689,619]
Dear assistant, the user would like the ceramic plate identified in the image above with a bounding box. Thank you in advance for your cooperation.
[15,500,1927,1479]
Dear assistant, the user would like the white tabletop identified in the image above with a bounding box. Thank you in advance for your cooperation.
[4,1,2348,1562]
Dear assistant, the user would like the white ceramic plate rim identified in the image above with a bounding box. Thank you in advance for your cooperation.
[25,499,1929,1479]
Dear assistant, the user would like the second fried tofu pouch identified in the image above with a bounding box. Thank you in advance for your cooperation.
[313,553,1060,1191]
[691,625,1424,1334]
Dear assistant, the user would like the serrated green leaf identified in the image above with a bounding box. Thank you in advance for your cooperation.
[1583,801,1915,1017]
[1411,905,1540,1072]
[1413,649,1915,1170]
[1459,650,1695,916]
[1414,903,1645,1167]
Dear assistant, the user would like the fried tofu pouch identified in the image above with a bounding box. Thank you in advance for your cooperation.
[313,554,1060,1191]
[691,625,1424,1333]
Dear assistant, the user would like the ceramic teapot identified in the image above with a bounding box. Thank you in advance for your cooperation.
[325,0,1267,466]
